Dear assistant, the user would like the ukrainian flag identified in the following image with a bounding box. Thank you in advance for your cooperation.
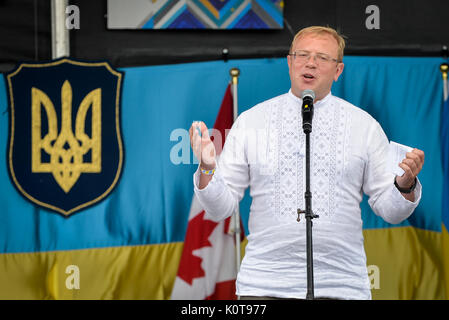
[0,59,290,300]
[441,63,449,299]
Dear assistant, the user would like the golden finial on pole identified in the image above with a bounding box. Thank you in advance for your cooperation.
[441,63,449,81]
[441,62,449,101]
[230,68,240,85]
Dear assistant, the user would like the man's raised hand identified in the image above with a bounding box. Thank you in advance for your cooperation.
[189,121,216,170]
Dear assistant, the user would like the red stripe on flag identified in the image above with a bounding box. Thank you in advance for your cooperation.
[213,84,233,155]
[205,280,237,300]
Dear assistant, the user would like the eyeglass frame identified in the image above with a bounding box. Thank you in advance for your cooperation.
[288,50,341,65]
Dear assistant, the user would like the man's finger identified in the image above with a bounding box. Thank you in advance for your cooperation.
[402,158,418,176]
[192,128,201,156]
[198,121,211,138]
[189,125,194,141]
[406,151,420,163]
[190,122,200,141]
[398,162,415,181]
[406,150,424,173]
[411,148,425,165]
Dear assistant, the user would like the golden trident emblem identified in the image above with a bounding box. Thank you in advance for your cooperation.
[31,80,102,193]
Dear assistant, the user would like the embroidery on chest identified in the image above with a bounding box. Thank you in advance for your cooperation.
[267,99,348,221]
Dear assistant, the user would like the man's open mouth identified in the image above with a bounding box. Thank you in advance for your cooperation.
[303,73,315,79]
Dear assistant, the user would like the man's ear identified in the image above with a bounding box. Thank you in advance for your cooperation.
[287,54,292,70]
[334,62,344,81]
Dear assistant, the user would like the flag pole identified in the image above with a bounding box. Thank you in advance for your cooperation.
[230,68,242,285]
[441,63,448,101]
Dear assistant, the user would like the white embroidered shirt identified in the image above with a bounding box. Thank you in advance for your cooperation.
[194,90,421,300]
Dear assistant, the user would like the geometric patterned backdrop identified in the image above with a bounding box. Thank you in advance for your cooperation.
[107,0,284,29]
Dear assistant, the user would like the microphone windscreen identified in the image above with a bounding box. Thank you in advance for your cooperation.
[301,89,315,101]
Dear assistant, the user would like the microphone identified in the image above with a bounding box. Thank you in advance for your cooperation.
[301,89,315,134]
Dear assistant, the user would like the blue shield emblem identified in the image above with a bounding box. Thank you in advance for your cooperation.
[5,58,124,216]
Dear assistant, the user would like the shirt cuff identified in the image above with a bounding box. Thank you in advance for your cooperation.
[193,164,225,202]
[392,176,422,206]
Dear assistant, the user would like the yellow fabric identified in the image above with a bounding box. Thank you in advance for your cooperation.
[0,242,183,299]
[442,224,449,299]
[0,227,444,300]
[364,226,445,300]
[241,237,248,261]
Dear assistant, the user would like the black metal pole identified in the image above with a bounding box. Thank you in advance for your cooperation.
[305,132,314,300]
[297,126,318,299]
[298,89,318,300]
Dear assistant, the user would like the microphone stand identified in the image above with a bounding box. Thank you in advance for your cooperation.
[297,98,319,300]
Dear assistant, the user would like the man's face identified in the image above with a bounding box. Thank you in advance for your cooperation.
[287,33,344,101]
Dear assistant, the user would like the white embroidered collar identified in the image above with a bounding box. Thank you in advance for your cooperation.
[287,89,332,108]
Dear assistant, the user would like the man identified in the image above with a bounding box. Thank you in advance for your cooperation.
[189,26,424,300]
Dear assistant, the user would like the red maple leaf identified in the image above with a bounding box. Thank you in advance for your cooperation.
[177,210,219,285]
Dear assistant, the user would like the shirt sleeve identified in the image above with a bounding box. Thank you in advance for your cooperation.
[193,115,250,222]
[362,120,422,224]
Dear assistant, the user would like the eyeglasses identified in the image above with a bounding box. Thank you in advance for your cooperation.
[289,50,340,65]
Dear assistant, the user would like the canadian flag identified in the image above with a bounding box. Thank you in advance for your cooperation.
[171,84,242,300]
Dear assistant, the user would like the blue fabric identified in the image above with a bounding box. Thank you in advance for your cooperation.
[0,57,444,254]
[441,84,449,231]
[332,57,444,232]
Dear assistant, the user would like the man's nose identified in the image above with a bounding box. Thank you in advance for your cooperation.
[305,58,317,68]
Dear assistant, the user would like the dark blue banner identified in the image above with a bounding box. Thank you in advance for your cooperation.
[5,58,124,216]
